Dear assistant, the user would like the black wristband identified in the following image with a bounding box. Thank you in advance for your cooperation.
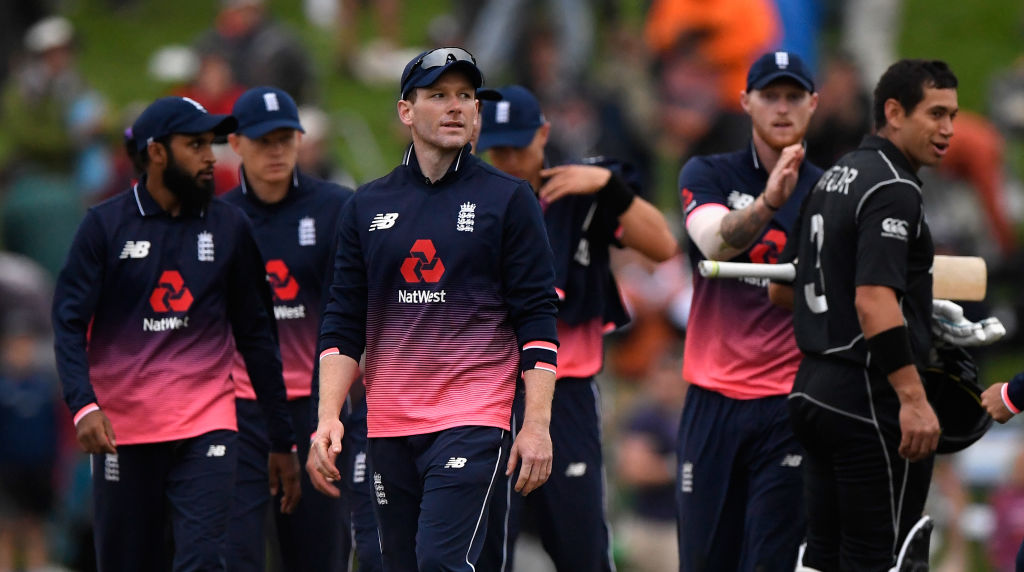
[597,174,636,217]
[761,194,780,211]
[866,325,915,375]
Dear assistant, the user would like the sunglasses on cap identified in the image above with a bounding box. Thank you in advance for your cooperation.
[411,47,476,74]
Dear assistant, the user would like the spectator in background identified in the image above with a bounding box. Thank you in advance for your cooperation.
[0,252,61,572]
[465,0,593,89]
[0,16,111,278]
[195,0,315,104]
[615,354,686,572]
[988,448,1024,572]
[0,15,113,196]
[645,0,779,160]
[804,52,872,169]
[0,310,62,572]
[296,106,356,188]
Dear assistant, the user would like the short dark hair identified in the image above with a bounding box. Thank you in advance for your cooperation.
[873,59,958,130]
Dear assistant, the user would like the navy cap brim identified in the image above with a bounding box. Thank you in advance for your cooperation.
[476,88,502,101]
[402,60,482,98]
[749,71,814,92]
[476,126,537,152]
[236,118,305,139]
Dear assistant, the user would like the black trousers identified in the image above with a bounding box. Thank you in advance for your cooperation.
[788,355,934,572]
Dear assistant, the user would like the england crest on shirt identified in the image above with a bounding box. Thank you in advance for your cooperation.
[299,216,316,246]
[456,202,476,232]
[197,231,215,262]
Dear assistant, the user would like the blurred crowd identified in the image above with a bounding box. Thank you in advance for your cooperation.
[1,0,1024,570]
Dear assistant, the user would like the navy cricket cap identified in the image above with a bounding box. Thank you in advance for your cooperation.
[131,96,237,151]
[400,47,483,99]
[746,51,815,92]
[475,85,545,152]
[232,86,305,138]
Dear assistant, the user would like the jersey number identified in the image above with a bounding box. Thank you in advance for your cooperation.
[803,214,828,314]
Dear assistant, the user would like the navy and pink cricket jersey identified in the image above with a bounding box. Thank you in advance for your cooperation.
[53,181,293,449]
[319,144,559,438]
[680,142,822,399]
[223,169,353,401]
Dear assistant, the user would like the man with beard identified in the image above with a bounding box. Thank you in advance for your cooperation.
[52,96,300,571]
[675,51,820,571]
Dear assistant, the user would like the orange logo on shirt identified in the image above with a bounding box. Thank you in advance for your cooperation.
[149,270,193,312]
[750,229,786,264]
[400,239,445,283]
[266,259,299,301]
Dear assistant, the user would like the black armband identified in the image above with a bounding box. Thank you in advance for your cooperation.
[866,325,915,375]
[597,174,636,217]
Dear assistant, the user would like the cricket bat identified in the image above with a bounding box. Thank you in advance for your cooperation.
[697,255,987,301]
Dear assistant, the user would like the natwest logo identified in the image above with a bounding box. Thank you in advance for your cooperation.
[400,239,445,283]
[266,259,299,301]
[149,270,193,313]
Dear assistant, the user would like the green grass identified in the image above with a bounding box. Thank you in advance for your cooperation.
[900,0,1022,114]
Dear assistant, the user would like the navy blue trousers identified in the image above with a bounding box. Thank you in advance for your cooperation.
[227,397,350,571]
[91,429,237,572]
[481,377,614,572]
[369,426,508,572]
[675,385,805,572]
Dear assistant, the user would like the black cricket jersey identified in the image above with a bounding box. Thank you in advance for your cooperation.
[52,181,294,450]
[319,144,559,438]
[787,135,934,369]
[222,169,353,400]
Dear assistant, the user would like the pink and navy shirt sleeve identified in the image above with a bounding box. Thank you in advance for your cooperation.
[53,210,106,422]
[501,183,560,374]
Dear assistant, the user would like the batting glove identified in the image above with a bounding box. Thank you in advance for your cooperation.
[931,299,1006,346]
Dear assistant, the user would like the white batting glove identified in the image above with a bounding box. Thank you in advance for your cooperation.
[931,299,1006,346]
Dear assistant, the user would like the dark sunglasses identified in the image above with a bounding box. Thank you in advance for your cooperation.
[401,47,477,95]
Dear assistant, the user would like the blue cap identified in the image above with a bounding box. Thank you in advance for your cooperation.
[746,51,815,92]
[131,96,237,151]
[475,85,544,152]
[232,86,305,138]
[400,47,483,99]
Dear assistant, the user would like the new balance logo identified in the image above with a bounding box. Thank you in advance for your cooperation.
[206,445,226,457]
[369,213,399,231]
[780,454,803,467]
[444,457,467,469]
[727,190,754,210]
[119,240,151,259]
[565,462,587,477]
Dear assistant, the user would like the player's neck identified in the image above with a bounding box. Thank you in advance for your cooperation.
[751,133,783,173]
[247,173,291,205]
[413,141,460,183]
[876,127,921,173]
